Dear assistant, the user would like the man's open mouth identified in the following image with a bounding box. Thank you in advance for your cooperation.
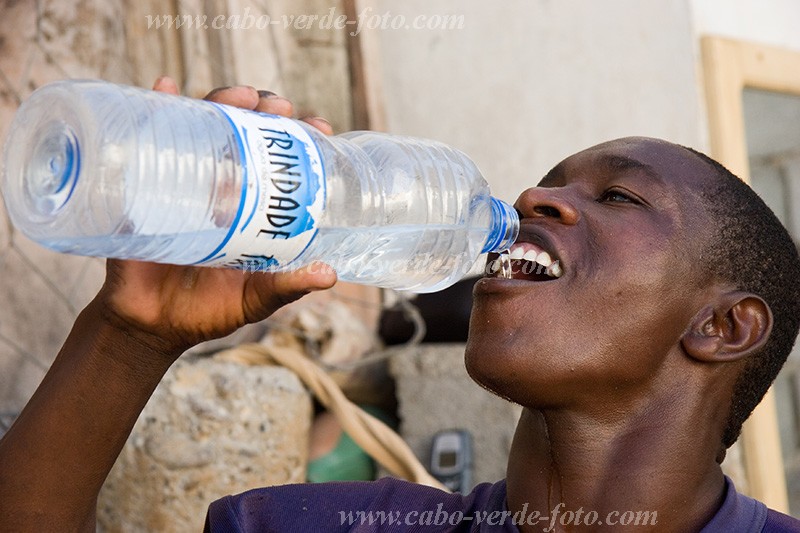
[486,242,562,281]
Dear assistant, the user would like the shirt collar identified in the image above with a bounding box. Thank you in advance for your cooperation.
[699,476,768,532]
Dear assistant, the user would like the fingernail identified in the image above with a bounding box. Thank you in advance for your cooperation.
[205,86,231,99]
[257,90,277,99]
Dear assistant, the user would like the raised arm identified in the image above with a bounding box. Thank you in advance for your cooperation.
[0,78,337,532]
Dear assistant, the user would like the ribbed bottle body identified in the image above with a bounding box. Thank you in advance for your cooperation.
[2,80,518,292]
[3,80,243,265]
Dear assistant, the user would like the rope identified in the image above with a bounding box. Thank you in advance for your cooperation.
[215,340,448,491]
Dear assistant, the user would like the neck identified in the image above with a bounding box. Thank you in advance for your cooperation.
[506,388,728,532]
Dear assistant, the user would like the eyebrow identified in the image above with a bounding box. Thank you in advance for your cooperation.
[598,154,664,183]
[539,153,665,186]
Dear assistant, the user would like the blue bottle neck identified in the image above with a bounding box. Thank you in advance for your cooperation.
[482,197,519,253]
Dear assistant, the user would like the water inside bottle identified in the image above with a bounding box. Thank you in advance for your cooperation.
[305,224,490,292]
[39,229,228,266]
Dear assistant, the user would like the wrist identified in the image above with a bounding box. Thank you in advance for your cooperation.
[80,298,187,371]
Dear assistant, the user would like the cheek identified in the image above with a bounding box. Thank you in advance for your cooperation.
[569,282,694,389]
[557,268,691,386]
[588,223,685,315]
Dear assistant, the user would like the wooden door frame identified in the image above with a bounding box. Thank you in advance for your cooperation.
[702,35,800,513]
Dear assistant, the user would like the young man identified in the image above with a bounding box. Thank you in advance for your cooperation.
[1,79,799,532]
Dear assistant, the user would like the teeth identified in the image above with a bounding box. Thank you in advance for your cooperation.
[535,251,553,267]
[509,247,525,260]
[503,245,564,280]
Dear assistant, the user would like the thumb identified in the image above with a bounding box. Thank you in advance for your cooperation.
[242,262,337,323]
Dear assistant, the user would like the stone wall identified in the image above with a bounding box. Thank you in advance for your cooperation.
[97,357,312,533]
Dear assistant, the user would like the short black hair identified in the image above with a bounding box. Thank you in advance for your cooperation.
[684,146,800,448]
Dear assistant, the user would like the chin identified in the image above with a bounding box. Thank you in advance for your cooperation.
[464,358,513,403]
[464,339,520,403]
[465,338,573,409]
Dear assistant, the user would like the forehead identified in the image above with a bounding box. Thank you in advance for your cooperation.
[541,137,715,196]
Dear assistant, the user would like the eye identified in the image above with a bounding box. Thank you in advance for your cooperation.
[598,188,641,204]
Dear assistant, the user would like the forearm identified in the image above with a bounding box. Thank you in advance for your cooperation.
[0,299,181,531]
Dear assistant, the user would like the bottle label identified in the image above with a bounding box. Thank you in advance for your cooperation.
[198,104,326,271]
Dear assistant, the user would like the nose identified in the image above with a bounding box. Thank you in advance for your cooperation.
[514,187,580,225]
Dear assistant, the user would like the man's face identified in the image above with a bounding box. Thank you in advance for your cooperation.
[465,137,719,409]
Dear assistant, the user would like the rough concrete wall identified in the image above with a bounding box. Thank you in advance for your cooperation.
[390,344,522,488]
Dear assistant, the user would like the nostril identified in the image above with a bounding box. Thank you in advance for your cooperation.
[533,205,561,218]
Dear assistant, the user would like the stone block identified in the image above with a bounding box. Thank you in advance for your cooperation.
[389,344,521,489]
[98,356,312,533]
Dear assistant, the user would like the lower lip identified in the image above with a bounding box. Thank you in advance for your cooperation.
[473,277,539,295]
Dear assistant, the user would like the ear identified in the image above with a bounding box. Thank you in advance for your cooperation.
[681,292,773,363]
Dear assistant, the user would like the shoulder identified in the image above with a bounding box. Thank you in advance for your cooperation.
[763,508,800,533]
[701,477,800,533]
[205,478,510,532]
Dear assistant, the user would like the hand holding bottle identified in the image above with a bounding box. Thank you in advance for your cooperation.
[95,77,337,358]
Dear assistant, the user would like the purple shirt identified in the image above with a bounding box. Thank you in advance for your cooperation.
[205,476,800,532]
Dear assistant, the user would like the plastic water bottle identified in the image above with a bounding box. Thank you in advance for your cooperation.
[1,80,518,292]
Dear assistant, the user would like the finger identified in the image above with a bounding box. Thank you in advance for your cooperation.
[300,116,334,135]
[243,263,337,322]
[204,85,260,110]
[153,76,179,95]
[255,90,294,117]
